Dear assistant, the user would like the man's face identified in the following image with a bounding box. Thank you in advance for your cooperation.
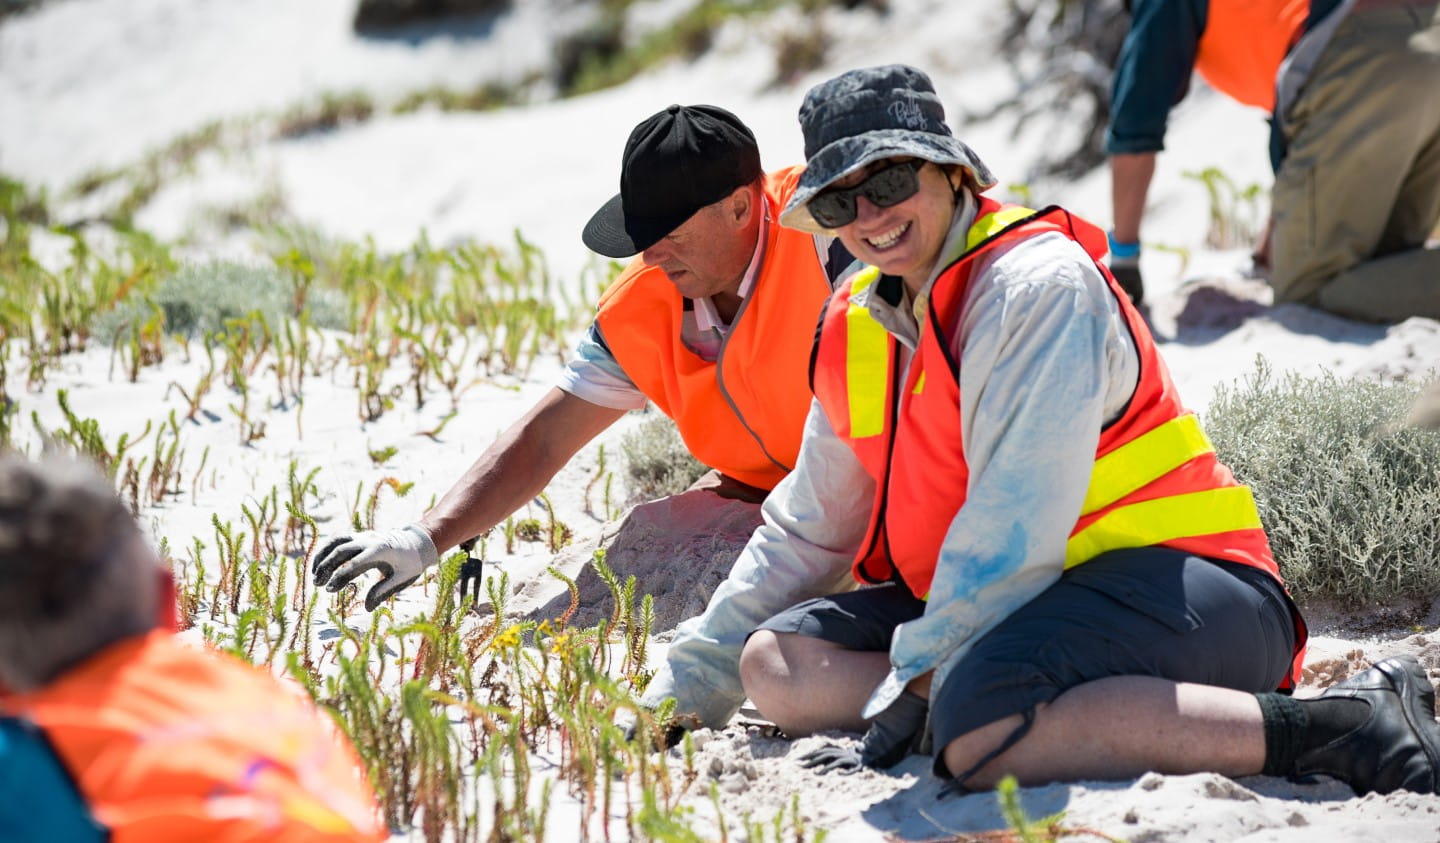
[641,190,756,300]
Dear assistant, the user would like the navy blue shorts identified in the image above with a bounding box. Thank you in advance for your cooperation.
[756,547,1299,768]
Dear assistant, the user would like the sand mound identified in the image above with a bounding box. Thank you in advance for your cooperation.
[516,489,762,634]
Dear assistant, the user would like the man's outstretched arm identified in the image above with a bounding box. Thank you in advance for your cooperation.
[313,388,626,610]
[419,387,626,553]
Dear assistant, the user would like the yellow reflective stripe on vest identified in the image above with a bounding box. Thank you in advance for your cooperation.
[1064,485,1263,568]
[846,268,890,438]
[1081,414,1215,515]
[965,206,1039,252]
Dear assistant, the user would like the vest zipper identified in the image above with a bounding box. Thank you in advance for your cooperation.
[714,215,790,474]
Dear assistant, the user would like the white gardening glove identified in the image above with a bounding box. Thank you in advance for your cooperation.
[311,524,439,611]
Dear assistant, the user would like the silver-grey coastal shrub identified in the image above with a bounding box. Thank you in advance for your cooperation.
[620,414,707,503]
[90,260,347,342]
[1205,360,1440,603]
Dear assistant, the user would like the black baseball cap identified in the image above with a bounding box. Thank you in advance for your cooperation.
[583,104,763,258]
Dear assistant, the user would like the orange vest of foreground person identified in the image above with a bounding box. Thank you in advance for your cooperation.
[811,198,1306,687]
[597,166,833,491]
[0,630,384,842]
[1195,0,1308,111]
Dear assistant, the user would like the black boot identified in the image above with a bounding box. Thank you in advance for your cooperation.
[1292,656,1440,795]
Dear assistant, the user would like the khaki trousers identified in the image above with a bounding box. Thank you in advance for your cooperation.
[1270,1,1440,322]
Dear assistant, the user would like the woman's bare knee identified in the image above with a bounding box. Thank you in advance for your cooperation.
[739,630,790,705]
[740,632,892,735]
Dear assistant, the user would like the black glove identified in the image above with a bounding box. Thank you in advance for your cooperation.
[623,718,687,751]
[1109,257,1144,305]
[797,691,929,774]
[1106,231,1144,305]
[797,742,865,774]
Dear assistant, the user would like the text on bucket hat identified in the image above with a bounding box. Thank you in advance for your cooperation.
[583,104,763,258]
[779,64,996,234]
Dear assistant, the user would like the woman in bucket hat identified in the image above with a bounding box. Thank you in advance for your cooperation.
[654,64,1439,796]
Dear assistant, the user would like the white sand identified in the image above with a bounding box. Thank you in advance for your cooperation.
[5,0,1440,839]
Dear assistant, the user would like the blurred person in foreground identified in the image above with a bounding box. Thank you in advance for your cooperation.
[312,104,849,611]
[0,452,384,842]
[1106,0,1440,319]
[653,64,1440,797]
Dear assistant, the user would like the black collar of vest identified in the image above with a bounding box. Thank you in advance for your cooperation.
[874,274,904,307]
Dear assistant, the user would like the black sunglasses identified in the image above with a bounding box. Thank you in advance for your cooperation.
[808,160,924,229]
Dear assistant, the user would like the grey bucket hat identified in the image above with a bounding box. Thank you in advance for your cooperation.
[779,64,996,233]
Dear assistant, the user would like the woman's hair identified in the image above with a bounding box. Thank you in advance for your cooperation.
[943,162,982,196]
[960,168,982,195]
[0,452,157,691]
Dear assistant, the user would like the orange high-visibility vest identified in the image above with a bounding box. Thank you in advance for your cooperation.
[0,631,384,843]
[1196,0,1309,110]
[596,167,833,491]
[811,198,1305,686]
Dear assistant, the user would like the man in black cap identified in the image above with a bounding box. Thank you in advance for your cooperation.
[312,104,850,613]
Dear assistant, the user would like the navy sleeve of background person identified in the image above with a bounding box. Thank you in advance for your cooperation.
[1105,0,1209,156]
[0,718,106,842]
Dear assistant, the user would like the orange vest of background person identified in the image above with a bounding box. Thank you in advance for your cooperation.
[1195,0,1309,110]
[811,199,1305,686]
[596,166,833,491]
[0,631,384,843]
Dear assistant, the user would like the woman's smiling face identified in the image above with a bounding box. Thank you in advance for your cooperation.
[828,158,958,294]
